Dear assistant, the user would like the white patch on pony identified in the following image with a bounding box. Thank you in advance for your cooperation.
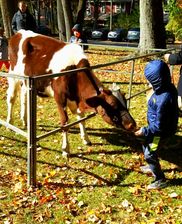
[43,85,54,97]
[48,43,87,76]
[66,100,91,146]
[13,29,39,76]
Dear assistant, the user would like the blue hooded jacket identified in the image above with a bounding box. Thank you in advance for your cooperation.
[142,60,178,139]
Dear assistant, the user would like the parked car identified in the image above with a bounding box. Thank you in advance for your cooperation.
[166,31,175,44]
[127,28,140,42]
[107,28,127,41]
[91,28,109,40]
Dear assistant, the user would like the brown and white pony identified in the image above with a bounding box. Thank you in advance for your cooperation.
[7,29,136,156]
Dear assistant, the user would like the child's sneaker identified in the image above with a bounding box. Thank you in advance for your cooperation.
[140,165,152,174]
[147,179,168,190]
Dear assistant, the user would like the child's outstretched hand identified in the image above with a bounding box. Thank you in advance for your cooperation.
[134,128,143,136]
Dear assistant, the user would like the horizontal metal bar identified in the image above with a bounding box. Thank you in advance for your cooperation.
[0,48,174,81]
[0,119,27,138]
[32,67,88,80]
[0,72,30,80]
[126,86,152,100]
[91,48,175,70]
[36,112,96,141]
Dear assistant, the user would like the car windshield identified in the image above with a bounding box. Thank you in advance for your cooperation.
[129,28,140,31]
[115,28,123,31]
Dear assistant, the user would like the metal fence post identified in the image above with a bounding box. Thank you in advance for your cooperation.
[27,77,37,187]
[128,59,135,109]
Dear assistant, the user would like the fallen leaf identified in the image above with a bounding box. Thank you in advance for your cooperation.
[14,182,23,193]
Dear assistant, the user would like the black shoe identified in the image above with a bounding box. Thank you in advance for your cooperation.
[147,179,168,190]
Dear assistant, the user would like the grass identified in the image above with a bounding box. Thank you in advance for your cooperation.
[0,49,182,224]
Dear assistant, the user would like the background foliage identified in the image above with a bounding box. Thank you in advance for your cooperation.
[166,0,182,40]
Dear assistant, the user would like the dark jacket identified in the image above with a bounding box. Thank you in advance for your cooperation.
[12,10,37,33]
[0,36,8,60]
[168,48,182,96]
[142,60,178,139]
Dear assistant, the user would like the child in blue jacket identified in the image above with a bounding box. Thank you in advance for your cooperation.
[135,60,178,190]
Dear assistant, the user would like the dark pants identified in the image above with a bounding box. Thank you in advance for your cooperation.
[142,136,165,181]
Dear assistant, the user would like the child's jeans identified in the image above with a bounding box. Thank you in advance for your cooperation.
[142,136,165,181]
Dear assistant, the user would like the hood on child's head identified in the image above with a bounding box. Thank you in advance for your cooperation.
[72,24,82,33]
[144,59,171,92]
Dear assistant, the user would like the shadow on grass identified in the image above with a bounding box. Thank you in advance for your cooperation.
[1,126,181,188]
[85,127,182,170]
[2,125,181,170]
[0,150,134,188]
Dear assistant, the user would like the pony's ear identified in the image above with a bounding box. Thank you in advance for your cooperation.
[86,96,103,107]
[121,91,126,96]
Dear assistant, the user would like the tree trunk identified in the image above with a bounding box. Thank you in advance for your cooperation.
[56,0,66,40]
[93,0,99,30]
[139,0,166,53]
[0,0,16,37]
[57,0,86,41]
[76,0,87,25]
[152,0,166,49]
[61,0,73,42]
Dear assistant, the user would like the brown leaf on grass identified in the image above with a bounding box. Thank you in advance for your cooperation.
[14,182,23,193]
[87,213,100,223]
[39,194,55,204]
[34,213,44,222]
[0,192,7,200]
[100,203,113,214]
[3,218,13,224]
[128,185,142,195]
[120,199,135,212]
[44,208,53,219]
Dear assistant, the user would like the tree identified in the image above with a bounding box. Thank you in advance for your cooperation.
[115,7,139,30]
[56,0,66,40]
[139,0,166,53]
[93,0,99,30]
[60,0,72,42]
[75,0,87,25]
[0,0,17,37]
[166,0,182,40]
[56,0,87,41]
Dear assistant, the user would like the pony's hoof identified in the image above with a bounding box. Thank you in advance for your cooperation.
[62,151,69,158]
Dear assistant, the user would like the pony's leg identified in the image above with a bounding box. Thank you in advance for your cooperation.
[6,78,20,124]
[54,94,70,156]
[178,96,182,109]
[77,110,91,146]
[62,130,70,157]
[20,81,27,127]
